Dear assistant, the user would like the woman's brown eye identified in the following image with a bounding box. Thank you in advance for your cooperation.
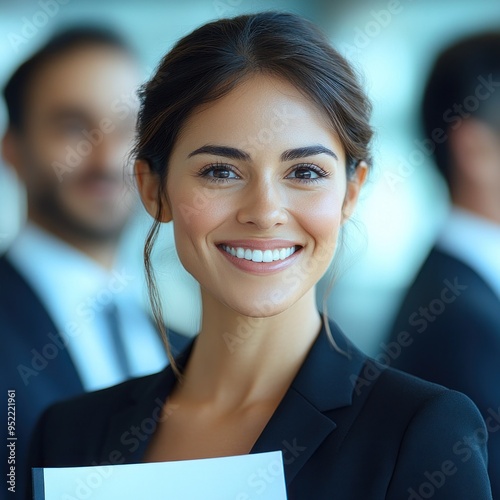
[295,168,314,179]
[199,164,239,182]
[214,168,231,178]
[286,166,326,180]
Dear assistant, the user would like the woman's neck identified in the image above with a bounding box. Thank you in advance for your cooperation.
[177,289,322,411]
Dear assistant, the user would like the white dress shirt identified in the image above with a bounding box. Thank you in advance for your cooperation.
[437,206,500,300]
[6,223,167,391]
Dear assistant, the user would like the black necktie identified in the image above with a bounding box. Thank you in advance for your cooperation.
[104,301,132,379]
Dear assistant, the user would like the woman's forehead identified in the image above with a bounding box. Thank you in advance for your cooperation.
[172,74,345,161]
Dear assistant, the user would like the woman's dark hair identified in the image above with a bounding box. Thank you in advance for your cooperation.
[133,11,373,372]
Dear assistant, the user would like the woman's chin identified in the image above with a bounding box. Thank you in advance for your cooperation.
[223,294,298,319]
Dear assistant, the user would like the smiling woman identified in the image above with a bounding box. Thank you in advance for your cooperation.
[28,11,492,500]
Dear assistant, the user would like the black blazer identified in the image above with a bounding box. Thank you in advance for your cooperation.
[28,319,492,499]
[0,255,190,500]
[387,248,500,498]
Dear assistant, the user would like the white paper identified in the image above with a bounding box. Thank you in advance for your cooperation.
[34,451,288,499]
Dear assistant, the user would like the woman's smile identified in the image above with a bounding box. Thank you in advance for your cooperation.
[216,239,304,275]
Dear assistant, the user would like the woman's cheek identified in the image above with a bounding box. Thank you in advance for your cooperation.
[170,187,228,263]
[297,187,343,236]
[298,191,344,273]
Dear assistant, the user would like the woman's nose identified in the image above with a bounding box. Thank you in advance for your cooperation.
[236,178,288,230]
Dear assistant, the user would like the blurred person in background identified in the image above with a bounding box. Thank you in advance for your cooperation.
[387,32,500,496]
[0,27,187,498]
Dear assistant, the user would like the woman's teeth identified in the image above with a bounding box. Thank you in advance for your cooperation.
[221,245,297,262]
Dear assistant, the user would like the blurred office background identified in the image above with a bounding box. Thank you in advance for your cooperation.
[1,0,499,354]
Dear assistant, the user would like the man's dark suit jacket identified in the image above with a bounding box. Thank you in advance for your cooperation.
[0,255,84,500]
[28,318,492,499]
[387,248,500,498]
[0,255,189,500]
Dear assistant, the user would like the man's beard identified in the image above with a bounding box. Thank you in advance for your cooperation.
[28,168,135,243]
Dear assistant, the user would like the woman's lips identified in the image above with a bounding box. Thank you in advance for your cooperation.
[216,241,303,275]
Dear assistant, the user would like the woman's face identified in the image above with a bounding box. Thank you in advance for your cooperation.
[152,74,365,318]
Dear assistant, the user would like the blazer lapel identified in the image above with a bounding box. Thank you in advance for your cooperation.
[250,321,366,486]
[250,387,337,485]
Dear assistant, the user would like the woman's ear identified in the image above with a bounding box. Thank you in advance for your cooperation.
[341,161,368,224]
[134,160,172,222]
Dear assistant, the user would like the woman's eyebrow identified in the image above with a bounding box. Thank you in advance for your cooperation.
[187,145,250,160]
[187,144,338,162]
[280,145,338,161]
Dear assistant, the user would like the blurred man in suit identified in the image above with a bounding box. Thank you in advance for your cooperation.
[0,27,173,498]
[387,32,500,497]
